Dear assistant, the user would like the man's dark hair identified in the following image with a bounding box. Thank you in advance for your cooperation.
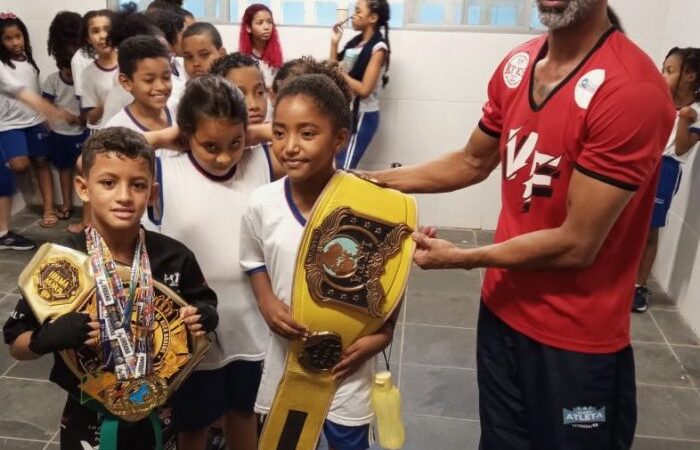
[82,127,155,176]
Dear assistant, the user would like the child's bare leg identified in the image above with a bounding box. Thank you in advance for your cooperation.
[178,427,210,450]
[223,410,258,450]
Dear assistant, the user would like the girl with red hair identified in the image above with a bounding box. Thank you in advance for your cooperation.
[238,4,283,90]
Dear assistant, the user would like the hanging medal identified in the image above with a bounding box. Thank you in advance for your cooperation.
[87,227,155,380]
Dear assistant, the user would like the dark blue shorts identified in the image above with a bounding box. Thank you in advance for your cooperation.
[172,360,263,431]
[48,130,88,169]
[323,420,371,450]
[476,302,636,450]
[0,160,14,197]
[0,124,50,161]
[651,156,682,228]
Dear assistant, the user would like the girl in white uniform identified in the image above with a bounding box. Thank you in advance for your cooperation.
[146,75,277,450]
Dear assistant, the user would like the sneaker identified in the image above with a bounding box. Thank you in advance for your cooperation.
[0,231,36,251]
[632,285,650,313]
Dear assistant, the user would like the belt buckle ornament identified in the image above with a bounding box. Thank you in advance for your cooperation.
[304,206,412,318]
[298,331,343,373]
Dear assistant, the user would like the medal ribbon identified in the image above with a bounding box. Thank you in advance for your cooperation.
[86,227,155,380]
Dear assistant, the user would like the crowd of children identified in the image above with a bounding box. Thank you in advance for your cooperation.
[3,1,698,449]
[0,1,395,449]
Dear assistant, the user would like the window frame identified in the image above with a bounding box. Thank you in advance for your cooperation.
[110,0,545,32]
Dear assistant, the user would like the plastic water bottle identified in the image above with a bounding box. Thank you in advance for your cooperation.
[371,371,405,449]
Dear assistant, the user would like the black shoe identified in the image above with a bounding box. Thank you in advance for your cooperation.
[0,231,36,251]
[632,285,650,313]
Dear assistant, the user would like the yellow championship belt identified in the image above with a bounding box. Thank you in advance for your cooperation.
[18,243,210,422]
[259,171,417,450]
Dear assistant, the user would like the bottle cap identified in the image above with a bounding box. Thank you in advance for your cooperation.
[374,370,393,387]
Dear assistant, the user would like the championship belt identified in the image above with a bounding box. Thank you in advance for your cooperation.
[18,243,210,422]
[259,171,417,450]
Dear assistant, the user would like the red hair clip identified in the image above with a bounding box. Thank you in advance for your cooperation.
[0,12,17,20]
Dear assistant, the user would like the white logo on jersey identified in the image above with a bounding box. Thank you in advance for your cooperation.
[163,272,181,288]
[505,128,562,211]
[575,69,606,109]
[503,52,530,89]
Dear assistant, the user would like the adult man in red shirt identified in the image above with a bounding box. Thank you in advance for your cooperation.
[370,0,675,448]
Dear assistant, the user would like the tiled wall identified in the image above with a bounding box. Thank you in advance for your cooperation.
[651,1,700,337]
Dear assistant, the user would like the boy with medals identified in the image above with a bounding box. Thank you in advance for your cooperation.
[3,127,218,450]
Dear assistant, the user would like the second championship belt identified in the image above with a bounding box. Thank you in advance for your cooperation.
[18,244,210,422]
[259,171,417,450]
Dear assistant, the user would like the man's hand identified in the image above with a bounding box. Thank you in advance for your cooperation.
[412,227,468,269]
[260,296,308,339]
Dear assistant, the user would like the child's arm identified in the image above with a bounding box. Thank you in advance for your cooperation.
[343,49,386,99]
[176,252,219,337]
[674,106,700,157]
[331,309,398,381]
[329,22,344,62]
[5,298,99,361]
[249,271,307,339]
[85,105,104,126]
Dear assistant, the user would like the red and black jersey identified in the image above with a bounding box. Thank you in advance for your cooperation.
[479,28,675,353]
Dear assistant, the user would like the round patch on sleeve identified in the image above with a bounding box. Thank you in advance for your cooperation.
[503,52,530,89]
[575,69,606,110]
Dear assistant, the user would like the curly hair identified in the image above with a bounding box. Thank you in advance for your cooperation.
[272,56,352,104]
[81,9,116,57]
[146,7,185,48]
[0,15,39,73]
[109,4,162,49]
[47,11,83,70]
[82,127,155,177]
[118,35,170,79]
[276,74,352,132]
[209,52,260,78]
[238,4,283,69]
[177,74,248,136]
[666,47,700,102]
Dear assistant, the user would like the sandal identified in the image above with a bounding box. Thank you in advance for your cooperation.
[40,210,59,228]
[56,206,73,220]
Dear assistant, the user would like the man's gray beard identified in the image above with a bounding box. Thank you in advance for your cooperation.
[537,0,599,30]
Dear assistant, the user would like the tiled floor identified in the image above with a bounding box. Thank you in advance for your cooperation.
[1,210,700,449]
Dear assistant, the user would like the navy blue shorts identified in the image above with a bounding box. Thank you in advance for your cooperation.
[477,302,636,450]
[651,156,682,228]
[48,130,88,169]
[0,124,50,161]
[335,110,379,170]
[172,360,263,431]
[0,160,15,197]
[323,420,371,450]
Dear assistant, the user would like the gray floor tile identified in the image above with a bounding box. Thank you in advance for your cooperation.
[673,346,700,387]
[634,343,692,387]
[6,356,54,381]
[45,444,59,450]
[17,225,68,247]
[8,209,41,230]
[474,229,495,246]
[632,312,665,343]
[652,310,700,346]
[408,268,480,296]
[0,294,21,376]
[0,378,64,440]
[636,385,700,440]
[401,364,479,420]
[0,438,47,450]
[403,324,476,369]
[647,280,679,309]
[0,249,35,266]
[402,414,480,450]
[0,263,24,296]
[405,290,480,328]
[633,437,700,449]
[436,228,475,247]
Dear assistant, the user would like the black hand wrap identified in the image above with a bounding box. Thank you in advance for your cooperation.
[194,302,218,333]
[29,312,92,355]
